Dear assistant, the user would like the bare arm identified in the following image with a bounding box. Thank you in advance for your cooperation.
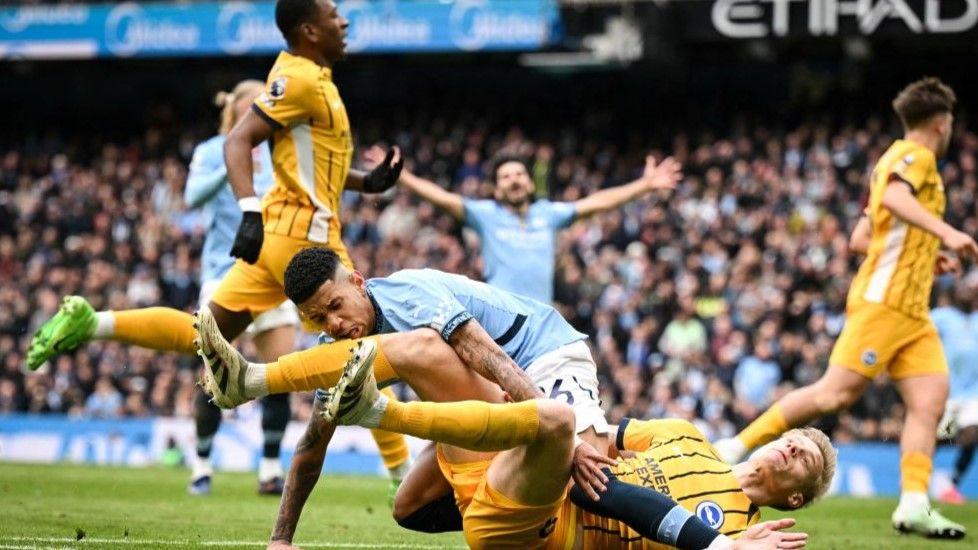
[882,182,978,260]
[574,155,681,219]
[269,401,336,545]
[849,215,871,255]
[400,170,465,220]
[448,320,542,402]
[224,108,276,201]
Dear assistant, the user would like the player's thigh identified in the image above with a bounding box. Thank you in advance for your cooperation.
[484,400,574,507]
[889,323,950,381]
[464,464,567,550]
[376,330,505,403]
[248,301,299,362]
[393,442,453,520]
[527,341,610,437]
[829,303,920,379]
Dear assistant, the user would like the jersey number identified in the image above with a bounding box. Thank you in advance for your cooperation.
[540,377,595,406]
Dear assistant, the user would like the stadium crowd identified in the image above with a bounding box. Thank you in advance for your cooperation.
[2,110,977,445]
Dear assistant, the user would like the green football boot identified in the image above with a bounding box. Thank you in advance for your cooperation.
[26,296,96,370]
[892,504,966,539]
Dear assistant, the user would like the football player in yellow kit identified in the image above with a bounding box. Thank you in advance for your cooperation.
[26,0,411,504]
[307,339,828,550]
[714,77,977,539]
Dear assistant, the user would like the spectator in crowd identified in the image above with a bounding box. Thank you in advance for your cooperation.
[3,104,978,452]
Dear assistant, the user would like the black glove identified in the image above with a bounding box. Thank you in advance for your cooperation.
[230,210,264,264]
[361,148,403,193]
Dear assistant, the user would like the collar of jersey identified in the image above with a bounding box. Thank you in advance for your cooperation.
[279,50,332,80]
[365,285,386,335]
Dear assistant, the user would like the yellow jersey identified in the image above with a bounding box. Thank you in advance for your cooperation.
[252,50,353,253]
[570,418,759,548]
[848,139,945,319]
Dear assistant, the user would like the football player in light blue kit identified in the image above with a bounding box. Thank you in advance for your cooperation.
[185,80,299,496]
[932,282,978,504]
[369,147,681,303]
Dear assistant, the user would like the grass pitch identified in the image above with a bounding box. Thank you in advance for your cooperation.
[1,463,975,549]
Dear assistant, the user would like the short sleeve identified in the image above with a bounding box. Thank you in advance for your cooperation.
[890,151,934,193]
[541,200,577,229]
[371,274,473,341]
[252,70,316,130]
[462,199,496,234]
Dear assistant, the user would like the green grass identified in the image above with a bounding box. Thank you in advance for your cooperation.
[0,463,975,549]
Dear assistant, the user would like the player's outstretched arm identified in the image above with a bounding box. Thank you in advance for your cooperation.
[362,146,464,219]
[347,146,403,194]
[573,155,681,219]
[225,109,276,263]
[268,399,337,548]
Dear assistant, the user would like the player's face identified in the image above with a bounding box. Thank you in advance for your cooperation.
[750,433,823,509]
[313,0,349,63]
[494,161,534,207]
[297,273,375,340]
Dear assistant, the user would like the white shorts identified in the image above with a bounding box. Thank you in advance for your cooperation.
[525,340,609,435]
[198,279,300,335]
[939,398,978,438]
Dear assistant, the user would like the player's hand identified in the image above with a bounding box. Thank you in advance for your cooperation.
[571,443,617,501]
[934,251,962,276]
[727,518,808,550]
[230,210,264,264]
[940,229,978,263]
[642,155,682,192]
[361,146,403,193]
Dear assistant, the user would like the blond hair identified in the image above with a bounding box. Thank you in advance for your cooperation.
[215,79,265,135]
[787,427,837,507]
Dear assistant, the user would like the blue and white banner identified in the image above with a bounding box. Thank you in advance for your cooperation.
[0,1,560,60]
[3,412,978,497]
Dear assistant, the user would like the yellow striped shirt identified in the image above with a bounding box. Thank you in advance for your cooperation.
[848,139,945,319]
[252,51,353,258]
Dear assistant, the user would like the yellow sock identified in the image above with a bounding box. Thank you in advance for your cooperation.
[737,403,789,449]
[901,451,932,493]
[265,336,395,394]
[112,308,197,355]
[378,399,540,452]
[371,387,410,471]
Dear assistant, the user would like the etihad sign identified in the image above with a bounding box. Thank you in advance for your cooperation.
[711,0,978,38]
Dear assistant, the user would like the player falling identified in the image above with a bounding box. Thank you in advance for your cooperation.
[25,0,412,500]
[715,77,976,538]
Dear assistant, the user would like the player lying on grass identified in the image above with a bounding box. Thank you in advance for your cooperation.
[321,339,826,549]
[195,320,818,550]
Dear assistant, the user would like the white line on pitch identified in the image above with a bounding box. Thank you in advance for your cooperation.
[5,537,463,549]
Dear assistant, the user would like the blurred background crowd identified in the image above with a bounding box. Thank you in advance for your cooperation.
[4,103,977,444]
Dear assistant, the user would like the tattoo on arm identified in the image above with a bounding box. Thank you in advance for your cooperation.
[269,402,336,543]
[449,321,543,402]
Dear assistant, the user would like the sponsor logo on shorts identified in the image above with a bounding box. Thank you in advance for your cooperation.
[696,501,724,529]
[861,349,877,366]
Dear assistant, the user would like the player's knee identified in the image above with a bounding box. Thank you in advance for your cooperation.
[536,400,575,443]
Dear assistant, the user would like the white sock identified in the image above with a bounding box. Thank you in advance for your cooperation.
[93,311,115,339]
[191,456,213,480]
[899,491,929,510]
[388,455,413,481]
[258,458,282,482]
[244,363,269,398]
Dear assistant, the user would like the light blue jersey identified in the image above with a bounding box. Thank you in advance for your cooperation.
[185,136,274,283]
[364,268,586,369]
[462,199,577,303]
[931,306,978,400]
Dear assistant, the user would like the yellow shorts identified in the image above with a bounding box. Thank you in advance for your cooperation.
[435,445,570,550]
[210,232,351,319]
[829,302,948,380]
